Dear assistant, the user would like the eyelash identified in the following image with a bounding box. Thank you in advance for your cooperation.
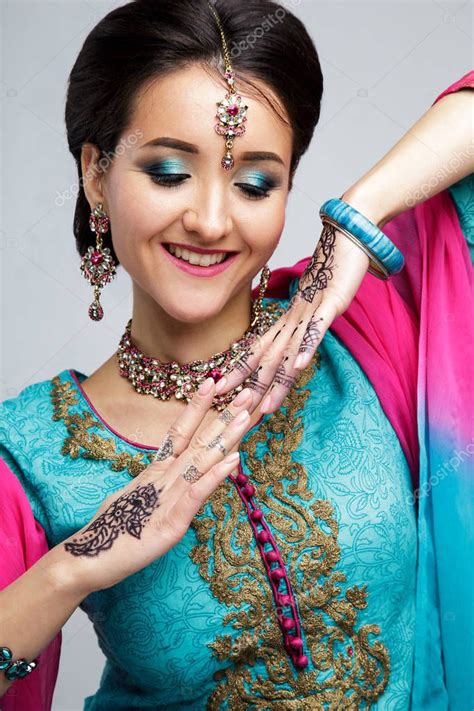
[146,173,272,200]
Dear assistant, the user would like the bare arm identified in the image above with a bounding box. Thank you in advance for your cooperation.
[0,544,89,698]
[342,88,474,226]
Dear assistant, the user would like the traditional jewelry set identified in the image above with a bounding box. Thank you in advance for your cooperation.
[3,1,404,686]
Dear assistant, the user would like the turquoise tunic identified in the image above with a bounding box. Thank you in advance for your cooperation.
[0,315,416,709]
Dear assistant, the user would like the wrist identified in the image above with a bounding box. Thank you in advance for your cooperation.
[339,188,392,229]
[43,544,95,601]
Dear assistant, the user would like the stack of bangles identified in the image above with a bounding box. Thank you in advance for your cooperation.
[320,197,404,279]
[0,645,38,682]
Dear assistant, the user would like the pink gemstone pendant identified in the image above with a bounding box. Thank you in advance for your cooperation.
[221,153,234,171]
[88,299,104,321]
[90,251,103,266]
[215,82,248,171]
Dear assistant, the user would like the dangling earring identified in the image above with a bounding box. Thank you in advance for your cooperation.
[250,264,271,332]
[80,203,117,321]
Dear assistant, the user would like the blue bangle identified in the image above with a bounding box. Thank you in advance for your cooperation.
[0,645,38,681]
[319,198,404,279]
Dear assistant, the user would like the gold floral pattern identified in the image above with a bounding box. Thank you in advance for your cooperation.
[51,376,155,478]
[50,363,390,708]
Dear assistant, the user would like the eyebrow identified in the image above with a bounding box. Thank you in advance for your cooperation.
[140,137,285,166]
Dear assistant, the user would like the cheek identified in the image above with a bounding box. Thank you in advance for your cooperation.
[106,174,174,260]
[240,200,285,258]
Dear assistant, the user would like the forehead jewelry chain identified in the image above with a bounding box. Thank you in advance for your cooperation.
[208,2,249,170]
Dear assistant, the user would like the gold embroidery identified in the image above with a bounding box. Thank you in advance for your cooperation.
[51,376,155,477]
[189,361,391,709]
[50,360,390,708]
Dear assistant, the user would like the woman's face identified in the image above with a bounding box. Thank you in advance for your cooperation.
[87,63,293,324]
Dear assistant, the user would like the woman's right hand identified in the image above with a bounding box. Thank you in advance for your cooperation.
[53,377,252,596]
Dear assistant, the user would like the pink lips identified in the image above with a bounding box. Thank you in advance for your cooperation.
[160,243,238,278]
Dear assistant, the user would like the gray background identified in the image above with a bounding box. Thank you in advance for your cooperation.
[1,0,471,707]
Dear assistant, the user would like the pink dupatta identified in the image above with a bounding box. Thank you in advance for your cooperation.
[0,458,61,709]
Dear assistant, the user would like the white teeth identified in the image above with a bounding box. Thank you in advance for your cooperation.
[167,244,227,267]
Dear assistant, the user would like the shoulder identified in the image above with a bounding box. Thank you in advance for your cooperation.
[0,369,71,436]
[0,369,82,539]
[0,368,84,470]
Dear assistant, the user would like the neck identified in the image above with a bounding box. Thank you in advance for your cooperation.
[127,284,254,364]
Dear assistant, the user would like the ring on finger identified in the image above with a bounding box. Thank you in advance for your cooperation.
[153,434,174,462]
[182,463,203,483]
[207,434,228,456]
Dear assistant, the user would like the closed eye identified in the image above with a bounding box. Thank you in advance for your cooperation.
[145,172,276,201]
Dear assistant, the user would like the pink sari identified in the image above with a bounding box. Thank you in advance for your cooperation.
[1,70,472,709]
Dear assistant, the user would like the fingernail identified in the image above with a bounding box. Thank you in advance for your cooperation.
[224,452,240,464]
[233,388,251,406]
[215,377,228,394]
[260,395,272,413]
[294,354,304,369]
[234,410,250,425]
[198,377,215,395]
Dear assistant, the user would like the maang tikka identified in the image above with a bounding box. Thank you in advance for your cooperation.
[80,202,117,321]
[208,2,249,170]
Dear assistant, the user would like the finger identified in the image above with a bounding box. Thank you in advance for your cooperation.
[183,386,253,460]
[244,309,308,413]
[214,306,297,397]
[294,310,326,370]
[179,408,250,484]
[216,305,306,413]
[162,405,251,510]
[151,376,216,464]
[260,299,337,414]
[184,451,241,504]
[259,355,299,414]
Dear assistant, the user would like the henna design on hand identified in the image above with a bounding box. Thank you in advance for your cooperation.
[290,319,304,338]
[273,357,296,391]
[182,463,203,483]
[234,349,255,375]
[297,223,336,303]
[289,293,300,309]
[248,366,269,395]
[64,483,162,557]
[153,434,174,462]
[299,315,324,355]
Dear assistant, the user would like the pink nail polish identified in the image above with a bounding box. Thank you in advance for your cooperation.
[198,377,215,395]
[233,388,251,406]
[215,377,228,394]
[294,355,304,369]
[260,395,272,413]
[234,410,250,425]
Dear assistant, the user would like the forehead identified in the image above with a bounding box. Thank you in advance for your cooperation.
[127,63,293,163]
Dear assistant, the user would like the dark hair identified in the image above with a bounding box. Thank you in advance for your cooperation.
[65,0,323,265]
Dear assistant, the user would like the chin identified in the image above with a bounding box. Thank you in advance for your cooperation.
[160,298,228,325]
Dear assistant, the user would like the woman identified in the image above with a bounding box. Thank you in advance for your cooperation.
[0,0,472,708]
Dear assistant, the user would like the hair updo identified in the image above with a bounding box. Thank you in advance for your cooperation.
[65,0,324,266]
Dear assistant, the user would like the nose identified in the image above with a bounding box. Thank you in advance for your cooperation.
[182,183,233,244]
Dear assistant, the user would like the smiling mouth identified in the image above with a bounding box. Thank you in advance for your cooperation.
[163,243,235,267]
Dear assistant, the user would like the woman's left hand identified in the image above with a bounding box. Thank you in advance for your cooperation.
[215,216,370,415]
[214,84,474,416]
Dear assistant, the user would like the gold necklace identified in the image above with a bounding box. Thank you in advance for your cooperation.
[116,300,284,411]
